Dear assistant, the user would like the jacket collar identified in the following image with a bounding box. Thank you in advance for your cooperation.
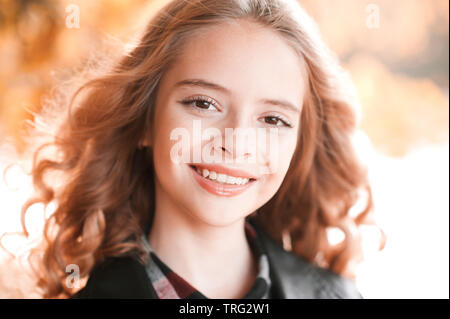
[247,218,320,298]
[73,219,361,299]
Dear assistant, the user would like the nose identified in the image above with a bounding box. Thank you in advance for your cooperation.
[219,112,256,164]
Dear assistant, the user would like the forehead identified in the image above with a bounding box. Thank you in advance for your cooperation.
[162,20,306,104]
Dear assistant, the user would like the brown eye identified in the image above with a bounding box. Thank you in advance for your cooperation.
[194,100,213,109]
[180,96,219,111]
[264,116,280,125]
[259,115,293,128]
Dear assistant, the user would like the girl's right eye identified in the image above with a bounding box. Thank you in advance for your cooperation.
[179,96,220,112]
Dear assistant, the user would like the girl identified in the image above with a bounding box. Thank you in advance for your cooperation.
[19,0,381,299]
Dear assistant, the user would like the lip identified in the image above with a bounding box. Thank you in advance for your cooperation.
[188,165,257,197]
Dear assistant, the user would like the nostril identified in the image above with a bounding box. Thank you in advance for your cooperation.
[217,145,232,155]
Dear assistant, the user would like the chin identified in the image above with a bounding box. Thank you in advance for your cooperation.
[184,200,251,227]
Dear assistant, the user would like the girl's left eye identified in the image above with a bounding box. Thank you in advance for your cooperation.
[260,115,293,128]
[179,96,219,112]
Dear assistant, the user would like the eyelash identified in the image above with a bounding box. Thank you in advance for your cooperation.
[262,115,293,128]
[180,96,220,112]
[179,96,293,128]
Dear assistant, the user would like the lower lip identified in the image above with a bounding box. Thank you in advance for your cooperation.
[189,165,256,197]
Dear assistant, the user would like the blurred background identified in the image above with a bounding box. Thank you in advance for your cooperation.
[0,0,448,298]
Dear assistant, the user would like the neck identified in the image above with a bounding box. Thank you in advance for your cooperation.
[148,189,257,298]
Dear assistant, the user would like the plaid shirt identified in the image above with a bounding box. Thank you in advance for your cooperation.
[141,221,272,299]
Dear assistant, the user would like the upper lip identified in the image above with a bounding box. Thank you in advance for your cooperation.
[189,163,258,180]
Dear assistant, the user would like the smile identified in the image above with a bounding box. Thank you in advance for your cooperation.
[188,164,257,197]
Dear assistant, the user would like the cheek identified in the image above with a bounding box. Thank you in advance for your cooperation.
[279,134,298,167]
[258,134,298,198]
[151,107,191,186]
[262,132,298,176]
[153,106,191,159]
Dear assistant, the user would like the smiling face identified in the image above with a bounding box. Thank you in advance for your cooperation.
[147,20,306,227]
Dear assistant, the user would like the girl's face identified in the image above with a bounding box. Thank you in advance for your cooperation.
[148,21,306,227]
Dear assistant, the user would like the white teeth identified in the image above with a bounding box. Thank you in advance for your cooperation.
[217,173,227,183]
[227,176,236,184]
[196,167,252,185]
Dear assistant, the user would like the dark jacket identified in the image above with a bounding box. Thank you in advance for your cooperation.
[72,220,363,299]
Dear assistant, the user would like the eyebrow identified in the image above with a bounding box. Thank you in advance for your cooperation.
[174,78,301,113]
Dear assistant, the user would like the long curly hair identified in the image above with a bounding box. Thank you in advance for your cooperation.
[12,0,385,298]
